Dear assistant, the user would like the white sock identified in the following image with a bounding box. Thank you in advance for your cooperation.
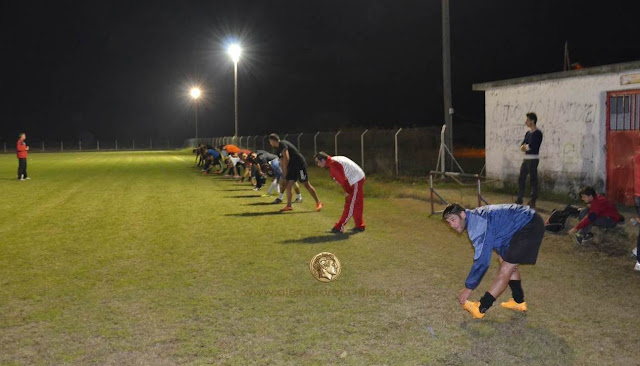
[278,193,284,200]
[267,181,279,195]
[297,193,302,200]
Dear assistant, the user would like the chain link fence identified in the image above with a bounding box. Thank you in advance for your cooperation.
[1,138,183,153]
[188,127,484,178]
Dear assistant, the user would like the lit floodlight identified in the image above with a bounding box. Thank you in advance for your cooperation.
[228,43,242,63]
[190,87,202,99]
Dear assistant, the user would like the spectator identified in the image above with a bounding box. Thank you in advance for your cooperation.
[515,112,543,208]
[568,186,623,245]
[16,132,30,180]
[315,152,366,233]
[633,148,640,271]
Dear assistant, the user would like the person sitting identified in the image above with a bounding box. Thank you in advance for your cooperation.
[568,186,623,244]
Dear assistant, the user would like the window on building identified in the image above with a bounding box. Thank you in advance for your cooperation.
[609,91,640,130]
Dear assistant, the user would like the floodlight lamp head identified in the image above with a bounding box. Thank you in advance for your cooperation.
[228,43,242,63]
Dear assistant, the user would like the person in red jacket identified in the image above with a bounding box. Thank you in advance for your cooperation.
[16,133,30,180]
[568,186,622,244]
[314,151,365,233]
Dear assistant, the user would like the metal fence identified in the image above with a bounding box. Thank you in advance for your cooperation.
[1,138,183,153]
[187,127,484,177]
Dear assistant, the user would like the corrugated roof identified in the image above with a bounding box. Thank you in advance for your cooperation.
[472,60,640,91]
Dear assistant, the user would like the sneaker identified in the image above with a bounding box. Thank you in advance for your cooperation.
[18,178,25,181]
[462,300,485,319]
[253,187,261,191]
[329,228,342,234]
[632,247,637,257]
[261,194,272,197]
[272,198,283,204]
[582,233,594,243]
[293,197,303,203]
[570,233,583,245]
[279,205,293,212]
[352,227,366,232]
[315,202,323,211]
[24,177,31,180]
[500,298,528,312]
[635,262,640,272]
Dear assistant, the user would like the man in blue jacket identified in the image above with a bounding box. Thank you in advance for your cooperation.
[443,203,545,319]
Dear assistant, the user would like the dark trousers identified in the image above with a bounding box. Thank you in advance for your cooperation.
[577,207,617,235]
[516,159,539,203]
[17,158,27,179]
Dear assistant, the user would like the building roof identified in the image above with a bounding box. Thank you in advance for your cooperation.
[472,60,640,91]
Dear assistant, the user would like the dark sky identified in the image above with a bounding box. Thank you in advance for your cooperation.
[2,1,640,145]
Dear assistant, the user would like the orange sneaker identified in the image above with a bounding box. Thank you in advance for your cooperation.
[279,206,293,212]
[500,298,527,312]
[462,300,485,319]
[315,202,323,211]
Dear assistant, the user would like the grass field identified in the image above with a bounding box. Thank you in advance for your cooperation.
[1,151,639,365]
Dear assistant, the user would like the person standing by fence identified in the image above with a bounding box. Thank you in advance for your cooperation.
[16,133,30,180]
[515,113,543,208]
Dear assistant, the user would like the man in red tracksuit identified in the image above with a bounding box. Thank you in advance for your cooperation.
[314,151,365,233]
[568,186,622,244]
[16,133,30,180]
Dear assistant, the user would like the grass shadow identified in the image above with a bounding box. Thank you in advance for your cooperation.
[281,232,355,244]
[243,202,277,206]
[224,195,263,199]
[224,211,314,217]
[440,315,575,365]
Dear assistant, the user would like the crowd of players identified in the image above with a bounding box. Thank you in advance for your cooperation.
[192,133,366,232]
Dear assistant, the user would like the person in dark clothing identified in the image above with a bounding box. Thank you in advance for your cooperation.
[16,133,30,180]
[268,133,322,212]
[515,112,543,208]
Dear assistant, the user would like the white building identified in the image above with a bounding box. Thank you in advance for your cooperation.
[473,60,640,204]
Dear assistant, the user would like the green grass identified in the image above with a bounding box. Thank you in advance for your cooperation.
[0,151,639,365]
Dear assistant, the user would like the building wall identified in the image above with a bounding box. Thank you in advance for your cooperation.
[484,70,640,197]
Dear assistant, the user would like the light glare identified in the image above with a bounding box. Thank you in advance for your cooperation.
[190,87,201,99]
[228,43,242,63]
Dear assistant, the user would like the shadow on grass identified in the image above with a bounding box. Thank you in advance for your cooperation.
[224,195,263,199]
[243,202,277,206]
[440,315,575,365]
[225,211,314,217]
[281,232,355,244]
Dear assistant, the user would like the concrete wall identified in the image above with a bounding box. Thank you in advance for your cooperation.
[484,70,640,196]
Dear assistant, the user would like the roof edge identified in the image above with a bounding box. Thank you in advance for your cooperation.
[472,60,640,91]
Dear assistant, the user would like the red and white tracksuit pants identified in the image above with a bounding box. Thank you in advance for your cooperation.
[335,178,365,231]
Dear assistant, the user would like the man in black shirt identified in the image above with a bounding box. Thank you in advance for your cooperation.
[516,113,543,208]
[269,133,322,212]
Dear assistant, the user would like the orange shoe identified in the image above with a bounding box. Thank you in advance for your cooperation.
[315,202,323,211]
[500,298,527,312]
[280,206,293,212]
[462,300,485,319]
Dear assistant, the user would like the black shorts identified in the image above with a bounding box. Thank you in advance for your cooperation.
[286,161,309,182]
[503,213,545,264]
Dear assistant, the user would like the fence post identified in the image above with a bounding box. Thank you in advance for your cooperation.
[394,128,403,177]
[97,140,100,151]
[42,141,45,151]
[334,130,341,155]
[4,142,7,153]
[79,140,82,151]
[116,140,118,150]
[262,136,267,150]
[314,132,320,155]
[297,133,303,151]
[132,140,135,150]
[61,141,63,152]
[150,138,152,150]
[360,129,368,169]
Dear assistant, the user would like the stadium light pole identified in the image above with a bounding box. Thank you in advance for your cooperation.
[190,87,202,142]
[227,43,242,143]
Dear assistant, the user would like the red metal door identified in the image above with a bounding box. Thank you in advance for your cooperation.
[606,90,640,205]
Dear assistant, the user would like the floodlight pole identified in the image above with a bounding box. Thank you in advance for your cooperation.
[442,0,454,170]
[233,60,238,142]
[360,129,368,169]
[334,130,341,155]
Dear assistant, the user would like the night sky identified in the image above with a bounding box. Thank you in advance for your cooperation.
[2,1,640,145]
